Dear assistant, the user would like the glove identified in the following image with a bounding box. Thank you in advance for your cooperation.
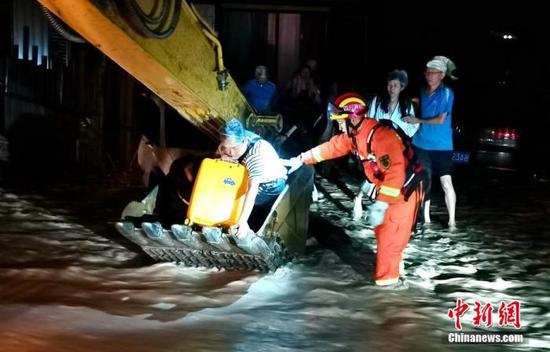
[282,155,303,174]
[352,194,363,221]
[365,200,389,228]
[360,180,377,201]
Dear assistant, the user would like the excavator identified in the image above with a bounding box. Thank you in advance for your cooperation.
[37,0,314,271]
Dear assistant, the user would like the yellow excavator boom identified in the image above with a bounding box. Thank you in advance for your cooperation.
[37,0,254,139]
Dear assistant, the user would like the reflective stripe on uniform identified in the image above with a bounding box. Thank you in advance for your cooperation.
[311,147,324,163]
[379,185,400,198]
[375,277,400,286]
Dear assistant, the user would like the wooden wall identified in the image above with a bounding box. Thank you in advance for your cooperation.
[2,0,139,182]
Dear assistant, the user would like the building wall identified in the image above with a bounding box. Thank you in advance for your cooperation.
[215,2,368,96]
[3,0,139,181]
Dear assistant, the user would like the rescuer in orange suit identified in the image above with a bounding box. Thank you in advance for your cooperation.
[284,92,424,288]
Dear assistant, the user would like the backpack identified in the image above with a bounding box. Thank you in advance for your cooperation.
[365,120,427,201]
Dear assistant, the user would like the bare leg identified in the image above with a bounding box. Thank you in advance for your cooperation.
[423,199,431,223]
[440,175,456,227]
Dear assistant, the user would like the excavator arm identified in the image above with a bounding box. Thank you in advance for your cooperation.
[37,0,254,139]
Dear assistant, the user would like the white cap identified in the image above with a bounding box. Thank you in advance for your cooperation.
[426,58,447,73]
[426,56,458,80]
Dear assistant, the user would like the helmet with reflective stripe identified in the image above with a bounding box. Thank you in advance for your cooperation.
[329,92,368,135]
[329,92,368,121]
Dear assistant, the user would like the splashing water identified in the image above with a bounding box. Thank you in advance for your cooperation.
[0,176,548,352]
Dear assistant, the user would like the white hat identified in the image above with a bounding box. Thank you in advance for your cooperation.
[426,59,447,73]
[426,56,458,80]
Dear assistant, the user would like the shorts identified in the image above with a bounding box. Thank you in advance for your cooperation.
[414,148,453,177]
[255,178,286,206]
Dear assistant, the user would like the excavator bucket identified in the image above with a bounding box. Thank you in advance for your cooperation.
[116,165,314,271]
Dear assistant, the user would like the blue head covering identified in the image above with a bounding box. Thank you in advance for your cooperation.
[220,118,246,143]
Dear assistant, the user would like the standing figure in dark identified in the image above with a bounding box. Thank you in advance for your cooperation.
[278,65,323,154]
[241,65,277,115]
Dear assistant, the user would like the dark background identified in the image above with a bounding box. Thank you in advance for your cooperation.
[1,0,549,182]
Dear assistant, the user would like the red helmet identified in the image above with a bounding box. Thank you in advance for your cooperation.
[329,92,368,122]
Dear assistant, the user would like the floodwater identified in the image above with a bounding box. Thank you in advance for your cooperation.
[0,172,549,352]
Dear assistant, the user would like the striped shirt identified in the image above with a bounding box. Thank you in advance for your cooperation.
[241,139,287,183]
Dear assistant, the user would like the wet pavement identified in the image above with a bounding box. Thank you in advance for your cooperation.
[0,169,548,352]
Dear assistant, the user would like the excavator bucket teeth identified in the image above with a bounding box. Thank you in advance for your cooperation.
[115,166,314,271]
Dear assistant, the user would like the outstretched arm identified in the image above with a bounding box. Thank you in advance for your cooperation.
[300,133,353,164]
[235,178,260,237]
[283,133,353,174]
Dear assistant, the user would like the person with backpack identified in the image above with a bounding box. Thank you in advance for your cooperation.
[353,69,420,221]
[284,93,425,289]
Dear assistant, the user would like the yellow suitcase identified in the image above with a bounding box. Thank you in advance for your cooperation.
[187,158,249,227]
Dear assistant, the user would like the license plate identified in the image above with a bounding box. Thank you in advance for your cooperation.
[452,151,470,164]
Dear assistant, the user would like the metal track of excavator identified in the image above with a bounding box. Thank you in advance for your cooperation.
[115,221,291,271]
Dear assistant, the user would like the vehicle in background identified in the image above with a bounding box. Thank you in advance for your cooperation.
[475,126,520,170]
[453,121,521,172]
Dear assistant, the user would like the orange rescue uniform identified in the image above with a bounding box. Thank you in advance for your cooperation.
[299,118,423,285]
